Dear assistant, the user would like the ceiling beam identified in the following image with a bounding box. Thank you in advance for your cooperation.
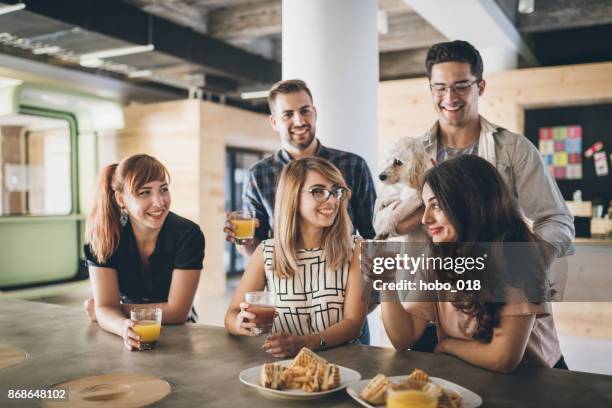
[208,0,281,39]
[404,0,538,70]
[206,1,441,53]
[6,0,281,84]
[125,0,208,34]
[379,11,446,53]
[517,0,612,33]
[379,47,428,80]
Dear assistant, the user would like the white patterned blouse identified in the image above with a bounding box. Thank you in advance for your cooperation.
[261,237,357,336]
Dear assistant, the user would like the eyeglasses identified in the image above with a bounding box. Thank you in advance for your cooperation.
[429,79,479,96]
[302,187,348,203]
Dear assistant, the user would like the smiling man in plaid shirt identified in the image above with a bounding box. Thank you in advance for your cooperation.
[224,79,376,255]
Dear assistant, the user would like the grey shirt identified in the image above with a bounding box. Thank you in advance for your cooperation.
[420,116,575,257]
[437,142,479,163]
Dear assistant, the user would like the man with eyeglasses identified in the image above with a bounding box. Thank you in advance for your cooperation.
[387,40,574,352]
[392,40,574,257]
[223,79,377,344]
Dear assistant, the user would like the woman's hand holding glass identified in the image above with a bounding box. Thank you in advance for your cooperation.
[235,302,259,336]
[121,319,141,351]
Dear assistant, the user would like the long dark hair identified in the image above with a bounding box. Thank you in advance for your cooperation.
[423,155,548,342]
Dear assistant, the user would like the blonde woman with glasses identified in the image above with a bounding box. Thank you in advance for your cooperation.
[225,157,367,357]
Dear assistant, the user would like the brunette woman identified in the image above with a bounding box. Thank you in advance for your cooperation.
[381,155,566,372]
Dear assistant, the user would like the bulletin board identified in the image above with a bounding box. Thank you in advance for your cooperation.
[524,103,612,203]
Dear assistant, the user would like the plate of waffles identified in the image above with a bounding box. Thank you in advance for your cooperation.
[347,368,482,408]
[239,348,361,400]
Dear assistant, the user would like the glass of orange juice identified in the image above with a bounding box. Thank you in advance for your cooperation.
[230,210,256,244]
[386,388,438,408]
[130,308,162,350]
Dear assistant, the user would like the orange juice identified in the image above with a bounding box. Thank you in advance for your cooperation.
[231,219,255,240]
[133,320,161,350]
[386,390,437,408]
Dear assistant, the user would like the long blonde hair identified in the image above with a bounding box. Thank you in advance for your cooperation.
[85,154,170,263]
[273,157,353,278]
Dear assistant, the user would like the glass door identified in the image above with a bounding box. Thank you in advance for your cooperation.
[225,147,266,275]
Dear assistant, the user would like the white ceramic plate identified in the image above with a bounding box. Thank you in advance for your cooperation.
[239,360,361,400]
[347,375,482,408]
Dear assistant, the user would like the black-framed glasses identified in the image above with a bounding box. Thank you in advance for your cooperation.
[302,187,347,203]
[429,79,479,96]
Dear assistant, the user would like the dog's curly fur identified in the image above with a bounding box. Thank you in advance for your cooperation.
[373,137,432,241]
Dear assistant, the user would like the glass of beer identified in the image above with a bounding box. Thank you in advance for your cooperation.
[130,308,162,350]
[230,210,256,244]
[245,291,276,336]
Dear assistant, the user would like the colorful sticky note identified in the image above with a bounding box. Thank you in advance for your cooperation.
[539,127,553,140]
[553,166,566,179]
[568,126,582,139]
[554,141,566,151]
[539,140,554,154]
[567,164,582,180]
[554,152,568,166]
[569,153,581,164]
[566,139,582,153]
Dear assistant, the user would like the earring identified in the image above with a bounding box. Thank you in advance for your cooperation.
[120,208,128,227]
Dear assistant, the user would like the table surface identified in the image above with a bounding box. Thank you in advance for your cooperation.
[1,298,611,407]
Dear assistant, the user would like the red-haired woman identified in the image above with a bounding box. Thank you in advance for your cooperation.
[84,154,204,350]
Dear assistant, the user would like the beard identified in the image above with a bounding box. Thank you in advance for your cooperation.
[287,127,316,150]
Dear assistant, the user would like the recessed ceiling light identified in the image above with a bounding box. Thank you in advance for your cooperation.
[79,44,154,60]
[128,69,153,78]
[241,90,269,100]
[32,46,62,55]
[79,58,103,68]
[518,0,535,14]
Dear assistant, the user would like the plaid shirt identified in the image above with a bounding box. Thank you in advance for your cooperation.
[243,140,377,240]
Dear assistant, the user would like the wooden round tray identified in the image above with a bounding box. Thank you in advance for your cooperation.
[43,373,171,408]
[0,345,26,369]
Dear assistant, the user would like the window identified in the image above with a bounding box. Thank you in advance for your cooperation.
[0,114,72,216]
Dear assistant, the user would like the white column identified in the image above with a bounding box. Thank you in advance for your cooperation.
[282,0,379,173]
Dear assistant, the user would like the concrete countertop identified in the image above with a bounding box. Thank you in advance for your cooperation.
[575,237,612,246]
[1,298,612,407]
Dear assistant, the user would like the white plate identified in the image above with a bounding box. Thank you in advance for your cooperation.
[239,360,361,400]
[347,375,482,408]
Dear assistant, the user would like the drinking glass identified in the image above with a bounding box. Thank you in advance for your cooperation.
[386,388,438,408]
[245,291,276,336]
[130,308,162,350]
[230,210,256,244]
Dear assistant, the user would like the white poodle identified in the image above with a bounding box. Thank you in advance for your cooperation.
[373,137,432,241]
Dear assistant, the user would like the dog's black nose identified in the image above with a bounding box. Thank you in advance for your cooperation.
[379,174,387,181]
